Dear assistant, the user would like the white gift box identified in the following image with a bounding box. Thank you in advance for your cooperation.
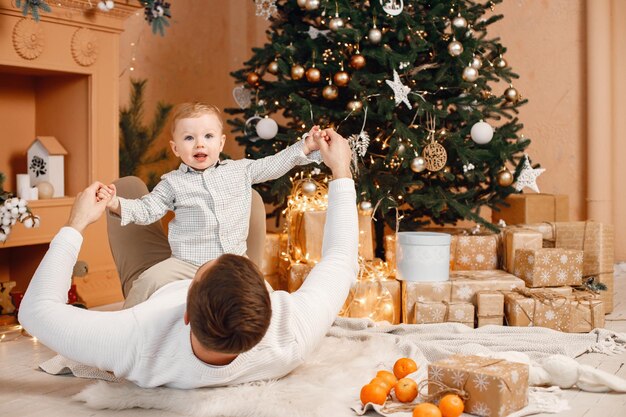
[395,232,451,282]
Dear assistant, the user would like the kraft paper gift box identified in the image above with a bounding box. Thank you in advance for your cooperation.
[286,262,315,293]
[449,270,525,304]
[514,248,583,287]
[289,210,374,262]
[504,290,570,331]
[502,227,543,273]
[520,221,615,312]
[342,278,401,324]
[414,301,474,327]
[428,355,529,417]
[476,291,504,327]
[261,233,281,275]
[528,286,572,296]
[492,193,569,225]
[564,291,605,333]
[0,281,17,314]
[450,234,501,270]
[402,281,452,324]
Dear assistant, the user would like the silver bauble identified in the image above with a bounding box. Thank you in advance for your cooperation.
[504,85,520,103]
[452,15,468,29]
[410,156,427,173]
[359,201,373,212]
[470,55,483,69]
[305,0,320,11]
[462,66,479,82]
[447,40,464,57]
[495,56,508,68]
[329,17,345,31]
[302,180,317,195]
[368,27,382,44]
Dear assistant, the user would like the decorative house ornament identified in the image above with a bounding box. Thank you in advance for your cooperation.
[12,18,45,60]
[71,28,99,66]
[27,136,67,198]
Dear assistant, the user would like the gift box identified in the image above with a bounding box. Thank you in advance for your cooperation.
[0,281,17,315]
[476,291,504,327]
[342,278,400,324]
[504,290,570,331]
[261,233,281,275]
[402,281,452,324]
[414,301,474,327]
[384,234,396,269]
[518,222,614,311]
[428,355,529,417]
[286,262,314,293]
[264,273,283,292]
[528,286,572,296]
[449,270,525,303]
[289,210,374,262]
[385,228,466,271]
[450,234,501,270]
[492,193,569,224]
[513,248,583,287]
[502,227,543,273]
[566,292,605,333]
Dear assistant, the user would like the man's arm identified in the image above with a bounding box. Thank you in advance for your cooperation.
[19,183,139,373]
[289,130,359,357]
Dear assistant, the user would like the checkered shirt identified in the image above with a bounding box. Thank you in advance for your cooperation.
[119,140,320,266]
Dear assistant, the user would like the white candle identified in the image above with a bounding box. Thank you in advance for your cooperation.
[16,174,30,199]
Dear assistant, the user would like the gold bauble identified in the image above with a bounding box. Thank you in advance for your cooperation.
[347,99,363,112]
[267,61,279,75]
[302,180,317,195]
[246,72,260,87]
[305,0,320,10]
[322,84,339,100]
[297,0,307,8]
[333,70,350,87]
[494,56,508,68]
[305,67,321,83]
[504,85,520,103]
[497,169,514,187]
[329,17,345,31]
[291,64,305,80]
[349,54,366,70]
[410,156,426,173]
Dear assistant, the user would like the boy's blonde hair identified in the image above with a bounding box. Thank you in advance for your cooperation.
[170,102,223,135]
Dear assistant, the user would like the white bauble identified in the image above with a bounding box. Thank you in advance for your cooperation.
[368,27,382,44]
[256,117,279,139]
[470,120,494,144]
[448,40,463,57]
[462,66,479,82]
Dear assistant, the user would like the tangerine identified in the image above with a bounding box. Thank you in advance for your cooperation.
[438,394,464,417]
[394,377,418,403]
[393,357,419,379]
[360,383,388,406]
[413,402,442,417]
[370,376,394,394]
[376,370,398,388]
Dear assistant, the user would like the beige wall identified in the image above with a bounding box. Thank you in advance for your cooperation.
[120,0,625,260]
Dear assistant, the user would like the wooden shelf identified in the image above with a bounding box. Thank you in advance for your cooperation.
[1,197,74,248]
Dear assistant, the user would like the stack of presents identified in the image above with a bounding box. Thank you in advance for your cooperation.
[261,187,614,332]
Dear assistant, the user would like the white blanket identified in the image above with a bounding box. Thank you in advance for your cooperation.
[48,318,626,417]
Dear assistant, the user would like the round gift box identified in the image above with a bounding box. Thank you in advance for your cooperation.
[395,232,451,282]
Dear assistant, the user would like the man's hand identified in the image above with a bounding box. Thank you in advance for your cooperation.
[316,129,352,179]
[302,125,327,155]
[66,182,112,234]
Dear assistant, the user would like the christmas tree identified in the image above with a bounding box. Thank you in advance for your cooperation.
[227,0,534,240]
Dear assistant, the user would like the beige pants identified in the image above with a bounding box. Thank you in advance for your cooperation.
[106,176,270,308]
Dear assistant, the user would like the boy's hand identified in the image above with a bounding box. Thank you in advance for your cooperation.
[303,125,327,155]
[96,184,120,214]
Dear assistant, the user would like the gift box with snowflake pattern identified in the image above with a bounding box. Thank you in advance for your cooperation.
[449,270,525,304]
[401,281,452,324]
[450,234,501,270]
[414,301,474,327]
[513,248,583,287]
[428,354,529,417]
[476,291,504,327]
[503,290,570,331]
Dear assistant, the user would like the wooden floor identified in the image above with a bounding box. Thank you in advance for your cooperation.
[1,265,625,417]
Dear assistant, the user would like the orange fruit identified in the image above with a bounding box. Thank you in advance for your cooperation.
[413,402,443,417]
[394,377,418,403]
[393,357,419,379]
[376,370,398,388]
[360,383,388,406]
[370,376,393,394]
[438,394,464,417]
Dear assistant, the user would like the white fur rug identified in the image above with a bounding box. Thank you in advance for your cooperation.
[71,319,626,417]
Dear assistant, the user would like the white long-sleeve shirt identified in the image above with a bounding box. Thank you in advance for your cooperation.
[119,140,320,266]
[19,178,358,389]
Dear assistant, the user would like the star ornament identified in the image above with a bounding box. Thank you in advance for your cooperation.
[255,0,277,20]
[307,26,330,40]
[385,70,411,109]
[514,154,546,193]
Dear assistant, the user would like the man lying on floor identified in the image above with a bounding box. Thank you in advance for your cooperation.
[19,129,359,389]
